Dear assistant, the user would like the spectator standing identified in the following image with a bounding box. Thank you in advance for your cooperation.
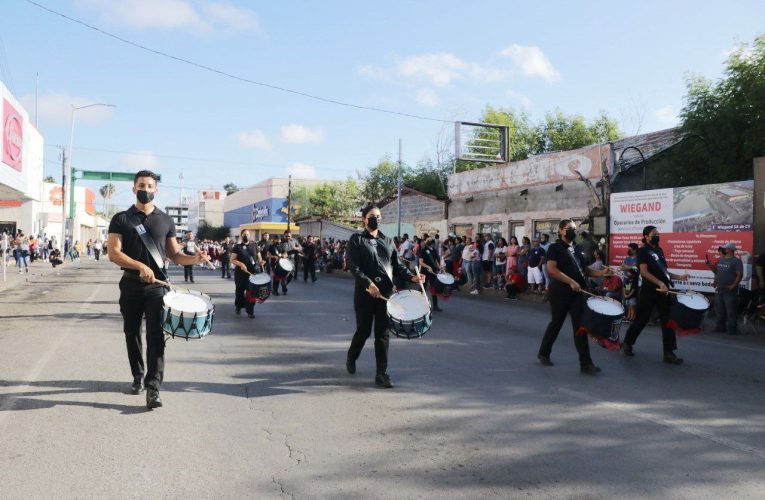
[494,237,508,289]
[481,234,495,289]
[518,236,531,277]
[712,242,743,335]
[527,238,546,294]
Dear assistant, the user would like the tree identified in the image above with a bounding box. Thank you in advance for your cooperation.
[223,183,240,195]
[292,179,362,220]
[99,183,115,218]
[679,34,765,183]
[359,156,402,203]
[44,176,56,183]
[197,221,230,241]
[543,109,620,151]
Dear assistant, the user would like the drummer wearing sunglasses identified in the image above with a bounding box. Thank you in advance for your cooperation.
[537,219,613,374]
[622,226,690,364]
[346,204,425,388]
[108,170,211,409]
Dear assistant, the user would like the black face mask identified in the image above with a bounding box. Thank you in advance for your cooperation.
[564,229,576,242]
[241,236,249,243]
[650,235,660,245]
[367,216,379,230]
[136,190,154,204]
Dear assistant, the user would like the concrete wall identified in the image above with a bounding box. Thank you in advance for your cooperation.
[379,191,446,223]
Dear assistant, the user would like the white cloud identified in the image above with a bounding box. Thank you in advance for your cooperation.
[76,0,260,33]
[279,124,325,144]
[119,150,161,170]
[360,45,559,88]
[287,162,317,179]
[416,88,439,108]
[236,130,271,151]
[506,89,532,108]
[499,44,561,82]
[655,105,679,126]
[203,2,260,31]
[19,91,114,128]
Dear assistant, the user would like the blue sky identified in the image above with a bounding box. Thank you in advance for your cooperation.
[2,0,764,210]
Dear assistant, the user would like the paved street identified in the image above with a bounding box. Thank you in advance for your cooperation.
[1,260,765,499]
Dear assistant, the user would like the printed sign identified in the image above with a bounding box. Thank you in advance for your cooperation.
[3,99,23,171]
[610,181,754,293]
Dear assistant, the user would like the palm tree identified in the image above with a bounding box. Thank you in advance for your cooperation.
[99,183,116,218]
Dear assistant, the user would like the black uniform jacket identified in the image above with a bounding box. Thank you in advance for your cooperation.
[347,229,412,297]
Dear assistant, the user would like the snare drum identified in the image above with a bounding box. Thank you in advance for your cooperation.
[576,296,624,350]
[273,258,294,280]
[246,273,272,303]
[667,291,709,336]
[161,290,215,340]
[387,290,433,339]
[431,272,455,299]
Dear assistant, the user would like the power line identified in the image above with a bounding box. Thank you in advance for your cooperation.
[24,0,451,124]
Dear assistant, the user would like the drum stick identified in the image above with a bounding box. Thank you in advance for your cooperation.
[415,266,431,308]
[155,279,179,290]
[579,289,598,298]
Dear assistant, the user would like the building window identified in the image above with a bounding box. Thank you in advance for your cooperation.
[452,224,473,239]
[533,220,559,241]
[510,222,525,243]
[478,222,502,240]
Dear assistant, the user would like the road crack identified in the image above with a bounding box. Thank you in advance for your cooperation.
[272,475,295,500]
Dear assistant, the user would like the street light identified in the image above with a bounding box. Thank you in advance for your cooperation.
[62,102,115,249]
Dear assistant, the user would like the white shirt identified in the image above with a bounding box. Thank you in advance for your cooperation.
[482,240,495,261]
[399,239,414,259]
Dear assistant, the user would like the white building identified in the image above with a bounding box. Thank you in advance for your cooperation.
[0,80,45,239]
[165,205,189,238]
[187,190,225,233]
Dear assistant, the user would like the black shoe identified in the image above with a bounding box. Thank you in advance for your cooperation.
[283,290,288,295]
[191,280,195,283]
[433,306,443,312]
[273,291,280,296]
[623,343,635,357]
[537,354,553,366]
[580,363,602,375]
[236,308,241,315]
[346,358,356,374]
[130,378,144,395]
[663,352,684,365]
[375,373,393,388]
[248,313,255,318]
[312,278,317,282]
[146,389,162,409]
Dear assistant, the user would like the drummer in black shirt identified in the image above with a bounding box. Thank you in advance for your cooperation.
[623,225,690,364]
[107,170,209,409]
[231,229,263,318]
[419,236,444,312]
[537,219,613,374]
[302,236,318,282]
[346,204,424,388]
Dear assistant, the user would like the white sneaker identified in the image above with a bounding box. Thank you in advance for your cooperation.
[470,290,479,295]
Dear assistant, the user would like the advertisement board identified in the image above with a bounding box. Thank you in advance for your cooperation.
[610,180,754,292]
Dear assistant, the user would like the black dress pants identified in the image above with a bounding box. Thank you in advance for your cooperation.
[221,258,230,278]
[538,288,593,366]
[624,287,677,353]
[184,265,194,282]
[347,290,390,375]
[234,272,254,315]
[118,278,167,390]
[303,258,316,281]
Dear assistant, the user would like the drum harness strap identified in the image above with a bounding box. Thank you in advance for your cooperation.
[646,248,673,286]
[127,212,170,282]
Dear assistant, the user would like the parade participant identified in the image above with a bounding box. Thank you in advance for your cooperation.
[302,235,318,282]
[220,236,232,279]
[346,204,424,388]
[231,229,261,318]
[271,234,290,295]
[537,219,613,374]
[183,231,197,283]
[258,232,271,274]
[419,235,443,312]
[622,225,690,363]
[107,170,209,409]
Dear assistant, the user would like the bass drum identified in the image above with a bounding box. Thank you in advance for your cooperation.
[576,296,624,350]
[667,291,709,336]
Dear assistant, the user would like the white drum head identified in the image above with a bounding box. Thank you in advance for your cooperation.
[677,292,709,310]
[437,273,455,285]
[249,273,271,285]
[164,291,211,314]
[387,290,431,320]
[587,296,624,316]
[279,258,294,272]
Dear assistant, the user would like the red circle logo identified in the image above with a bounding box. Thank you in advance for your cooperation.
[4,112,22,162]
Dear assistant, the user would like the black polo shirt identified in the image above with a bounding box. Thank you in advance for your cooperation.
[637,244,671,290]
[546,239,588,291]
[421,244,439,272]
[108,205,175,278]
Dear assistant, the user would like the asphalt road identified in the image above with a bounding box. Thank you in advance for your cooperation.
[1,260,764,499]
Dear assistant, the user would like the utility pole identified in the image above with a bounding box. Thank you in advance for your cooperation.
[287,175,292,232]
[60,147,67,249]
[397,139,402,238]
[179,170,184,207]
